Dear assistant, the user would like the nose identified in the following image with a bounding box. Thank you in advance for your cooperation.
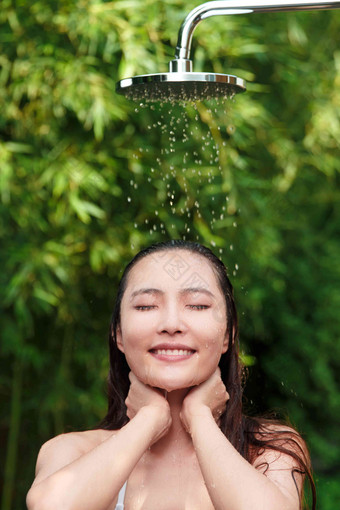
[157,301,187,336]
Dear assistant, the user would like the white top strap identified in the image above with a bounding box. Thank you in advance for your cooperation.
[115,481,127,510]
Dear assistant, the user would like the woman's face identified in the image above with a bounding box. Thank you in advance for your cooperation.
[116,250,228,392]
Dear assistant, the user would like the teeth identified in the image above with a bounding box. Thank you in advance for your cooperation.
[154,349,194,356]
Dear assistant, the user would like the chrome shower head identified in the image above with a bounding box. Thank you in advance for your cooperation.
[116,0,340,102]
[116,70,246,102]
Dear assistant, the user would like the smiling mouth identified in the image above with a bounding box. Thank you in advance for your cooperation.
[150,348,195,356]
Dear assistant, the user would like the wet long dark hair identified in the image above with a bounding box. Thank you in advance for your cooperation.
[97,240,316,509]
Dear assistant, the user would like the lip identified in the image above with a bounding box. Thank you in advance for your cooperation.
[149,343,196,362]
[149,343,196,351]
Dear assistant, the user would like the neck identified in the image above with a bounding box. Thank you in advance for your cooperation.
[149,388,194,455]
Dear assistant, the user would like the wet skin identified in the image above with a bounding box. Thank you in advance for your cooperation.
[116,249,229,392]
[115,250,230,508]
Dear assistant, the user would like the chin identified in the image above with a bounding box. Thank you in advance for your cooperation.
[156,381,190,392]
[146,374,204,392]
[128,361,213,391]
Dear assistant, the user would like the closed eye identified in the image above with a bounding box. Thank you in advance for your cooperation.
[134,305,157,311]
[187,305,210,310]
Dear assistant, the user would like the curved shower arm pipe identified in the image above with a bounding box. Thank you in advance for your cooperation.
[171,0,340,68]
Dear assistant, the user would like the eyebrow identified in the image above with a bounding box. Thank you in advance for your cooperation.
[130,288,163,299]
[179,287,214,298]
[130,287,214,299]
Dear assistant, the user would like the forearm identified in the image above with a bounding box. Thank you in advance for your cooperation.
[27,407,159,510]
[190,408,294,510]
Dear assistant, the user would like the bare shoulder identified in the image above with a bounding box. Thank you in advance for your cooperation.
[32,429,116,487]
[252,422,310,505]
[38,429,114,459]
[253,422,309,466]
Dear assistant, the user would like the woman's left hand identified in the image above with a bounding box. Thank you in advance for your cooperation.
[180,368,229,434]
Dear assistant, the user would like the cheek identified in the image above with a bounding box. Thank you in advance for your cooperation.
[194,311,227,346]
[119,315,154,375]
[120,313,154,346]
[202,343,224,367]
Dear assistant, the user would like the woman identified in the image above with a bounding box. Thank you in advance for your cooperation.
[27,240,315,510]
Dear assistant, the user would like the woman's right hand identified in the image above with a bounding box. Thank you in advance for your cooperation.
[125,372,172,445]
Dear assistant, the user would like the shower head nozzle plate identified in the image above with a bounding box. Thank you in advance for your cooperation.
[116,72,246,102]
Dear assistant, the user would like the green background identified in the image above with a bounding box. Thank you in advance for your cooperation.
[0,1,339,509]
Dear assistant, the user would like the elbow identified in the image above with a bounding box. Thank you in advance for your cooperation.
[26,487,56,510]
[26,483,71,510]
[26,486,48,510]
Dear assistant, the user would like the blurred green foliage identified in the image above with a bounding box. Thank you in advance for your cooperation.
[0,1,339,509]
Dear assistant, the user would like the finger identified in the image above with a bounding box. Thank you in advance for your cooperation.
[130,372,149,387]
[215,367,222,377]
[129,372,144,386]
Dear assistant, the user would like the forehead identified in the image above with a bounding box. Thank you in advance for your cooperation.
[125,249,221,294]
